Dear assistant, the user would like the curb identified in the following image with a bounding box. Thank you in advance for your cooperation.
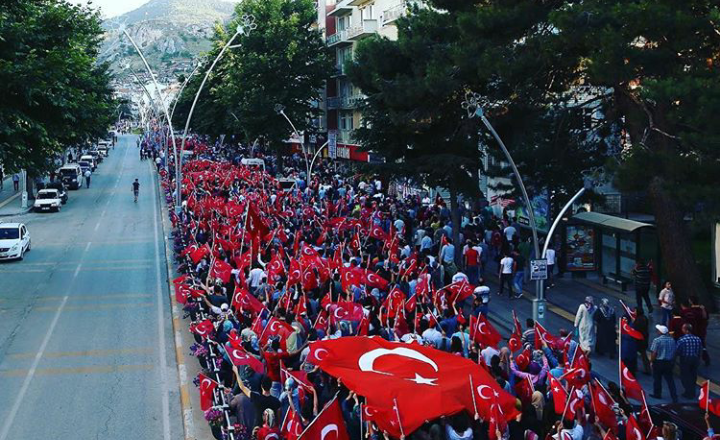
[155,172,197,440]
[0,193,32,217]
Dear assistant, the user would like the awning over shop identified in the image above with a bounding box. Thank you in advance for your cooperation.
[571,211,654,233]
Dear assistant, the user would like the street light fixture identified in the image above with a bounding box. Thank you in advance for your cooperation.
[275,103,311,178]
[462,91,545,322]
[176,15,256,214]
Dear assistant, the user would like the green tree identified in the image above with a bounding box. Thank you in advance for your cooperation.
[348,7,481,261]
[545,0,720,306]
[173,0,332,157]
[0,0,116,176]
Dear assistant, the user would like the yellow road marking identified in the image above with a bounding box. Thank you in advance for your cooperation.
[34,302,154,312]
[1,364,153,377]
[9,347,153,359]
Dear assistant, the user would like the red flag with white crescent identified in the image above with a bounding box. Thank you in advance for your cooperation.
[469,313,502,348]
[308,337,517,435]
[190,319,214,339]
[281,409,304,440]
[197,373,218,411]
[298,397,349,440]
[620,360,645,401]
[620,318,644,340]
[227,346,265,374]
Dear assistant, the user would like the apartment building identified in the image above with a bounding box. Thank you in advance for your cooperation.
[318,0,415,161]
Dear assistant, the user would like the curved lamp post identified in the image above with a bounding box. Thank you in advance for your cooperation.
[308,140,329,177]
[176,15,257,214]
[122,28,179,185]
[462,91,545,322]
[274,103,311,178]
[169,61,202,125]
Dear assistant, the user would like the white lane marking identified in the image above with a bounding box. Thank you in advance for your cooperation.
[151,161,172,440]
[94,222,100,232]
[0,237,91,439]
[0,295,69,440]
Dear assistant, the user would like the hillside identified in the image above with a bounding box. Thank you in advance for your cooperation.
[101,0,237,82]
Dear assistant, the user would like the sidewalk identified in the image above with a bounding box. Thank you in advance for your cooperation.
[0,176,31,217]
[479,264,720,404]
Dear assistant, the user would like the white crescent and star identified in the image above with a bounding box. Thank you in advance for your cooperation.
[313,348,329,362]
[358,347,439,385]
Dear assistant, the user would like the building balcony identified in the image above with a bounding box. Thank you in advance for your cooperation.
[328,0,354,17]
[326,94,365,110]
[382,1,417,26]
[347,19,378,40]
[326,30,352,47]
[337,129,354,144]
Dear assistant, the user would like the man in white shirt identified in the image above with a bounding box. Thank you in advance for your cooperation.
[247,267,267,292]
[503,225,517,243]
[481,345,499,366]
[498,253,519,298]
[545,247,556,288]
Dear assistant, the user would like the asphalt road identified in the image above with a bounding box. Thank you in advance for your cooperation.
[0,135,181,440]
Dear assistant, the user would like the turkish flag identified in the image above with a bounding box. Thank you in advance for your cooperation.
[382,287,406,314]
[281,409,304,440]
[360,269,389,290]
[549,376,568,415]
[227,346,265,374]
[340,266,362,292]
[590,380,618,433]
[626,415,646,440]
[190,319,214,338]
[444,279,475,304]
[307,337,517,435]
[534,322,560,350]
[330,300,364,323]
[620,318,644,340]
[189,243,210,264]
[369,225,388,241]
[246,204,270,239]
[508,311,523,352]
[299,397,350,440]
[231,289,265,315]
[197,373,218,411]
[210,258,233,284]
[260,317,294,347]
[349,231,361,251]
[288,259,303,286]
[469,314,502,348]
[267,254,285,282]
[313,311,329,334]
[699,381,720,416]
[620,361,645,401]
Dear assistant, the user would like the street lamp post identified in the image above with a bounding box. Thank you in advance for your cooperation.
[122,28,179,191]
[275,104,311,179]
[462,91,545,323]
[308,141,329,178]
[176,15,256,215]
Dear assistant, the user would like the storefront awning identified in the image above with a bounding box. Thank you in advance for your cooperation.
[571,211,654,233]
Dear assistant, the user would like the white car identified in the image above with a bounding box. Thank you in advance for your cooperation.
[34,189,63,212]
[0,223,31,260]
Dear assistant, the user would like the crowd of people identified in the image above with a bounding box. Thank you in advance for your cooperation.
[150,128,717,440]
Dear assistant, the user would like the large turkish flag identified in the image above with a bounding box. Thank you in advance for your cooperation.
[308,337,517,436]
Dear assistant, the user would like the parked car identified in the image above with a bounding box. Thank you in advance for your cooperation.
[58,164,82,190]
[33,189,63,212]
[44,181,68,204]
[88,149,102,163]
[0,222,31,261]
[97,145,109,157]
[649,403,720,440]
[80,155,96,171]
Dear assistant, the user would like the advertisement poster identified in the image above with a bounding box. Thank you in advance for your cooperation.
[566,225,596,271]
[515,195,549,233]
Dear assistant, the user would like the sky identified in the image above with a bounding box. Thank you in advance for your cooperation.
[68,0,239,19]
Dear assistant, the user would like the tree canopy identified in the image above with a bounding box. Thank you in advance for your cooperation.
[0,0,116,175]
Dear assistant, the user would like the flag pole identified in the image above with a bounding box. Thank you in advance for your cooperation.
[297,393,340,440]
[393,397,406,439]
[469,374,479,419]
[561,386,576,421]
[706,381,711,415]
[618,317,622,384]
[359,402,363,440]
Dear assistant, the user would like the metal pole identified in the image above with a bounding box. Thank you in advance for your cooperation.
[122,29,179,186]
[277,108,310,178]
[478,113,544,322]
[169,62,202,125]
[177,16,255,214]
[308,141,329,178]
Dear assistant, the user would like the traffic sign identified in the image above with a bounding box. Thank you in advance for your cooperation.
[530,259,548,281]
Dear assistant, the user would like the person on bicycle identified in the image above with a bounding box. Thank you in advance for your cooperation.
[132,179,140,202]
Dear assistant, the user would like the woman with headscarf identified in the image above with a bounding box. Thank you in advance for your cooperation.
[594,298,617,357]
[574,296,597,352]
[255,408,280,440]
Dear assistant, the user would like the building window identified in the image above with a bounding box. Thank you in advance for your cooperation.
[337,15,351,31]
[362,4,375,20]
[339,111,354,130]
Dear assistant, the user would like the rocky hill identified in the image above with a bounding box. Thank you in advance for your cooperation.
[101,0,236,82]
